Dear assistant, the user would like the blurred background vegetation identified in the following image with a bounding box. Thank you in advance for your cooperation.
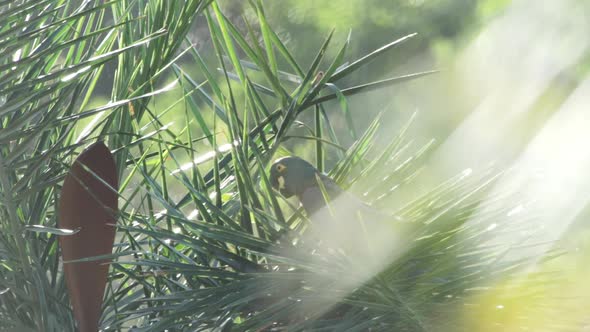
[2,0,589,330]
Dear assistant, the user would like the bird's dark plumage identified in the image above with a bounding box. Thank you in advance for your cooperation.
[269,156,342,214]
[269,156,401,261]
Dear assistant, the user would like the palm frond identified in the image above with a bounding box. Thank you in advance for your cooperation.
[0,1,577,331]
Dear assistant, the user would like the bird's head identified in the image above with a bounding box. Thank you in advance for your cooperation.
[269,156,318,198]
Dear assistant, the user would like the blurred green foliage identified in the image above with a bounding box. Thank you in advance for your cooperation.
[263,0,478,66]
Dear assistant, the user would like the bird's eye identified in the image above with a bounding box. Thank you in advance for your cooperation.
[276,163,287,173]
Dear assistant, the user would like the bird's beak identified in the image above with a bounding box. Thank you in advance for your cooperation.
[277,176,285,190]
[277,177,295,198]
[270,174,294,197]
